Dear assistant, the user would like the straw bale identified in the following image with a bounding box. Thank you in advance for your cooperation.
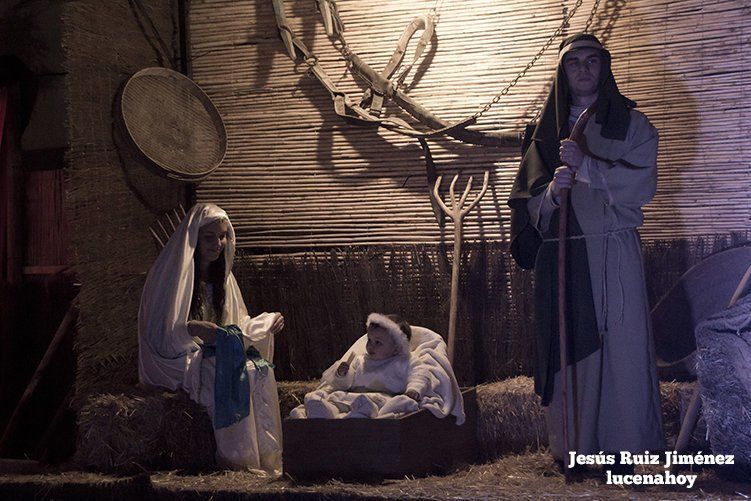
[476,377,547,459]
[73,376,708,474]
[276,380,319,417]
[74,389,215,472]
[476,377,702,461]
[696,294,751,481]
[74,381,318,472]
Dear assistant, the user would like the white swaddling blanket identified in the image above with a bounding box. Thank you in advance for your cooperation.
[290,326,465,424]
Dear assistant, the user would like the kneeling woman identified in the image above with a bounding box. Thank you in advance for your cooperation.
[138,203,284,474]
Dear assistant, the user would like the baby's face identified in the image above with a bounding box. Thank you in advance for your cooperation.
[365,325,397,360]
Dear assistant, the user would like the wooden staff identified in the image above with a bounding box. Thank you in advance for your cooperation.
[557,104,596,478]
[432,171,489,363]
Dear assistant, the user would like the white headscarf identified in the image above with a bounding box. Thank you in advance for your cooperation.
[138,203,236,390]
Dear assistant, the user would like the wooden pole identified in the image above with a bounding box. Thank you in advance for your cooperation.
[0,299,78,456]
[556,183,572,480]
[448,212,462,363]
[670,385,702,474]
[556,104,596,482]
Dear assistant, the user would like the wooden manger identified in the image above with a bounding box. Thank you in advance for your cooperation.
[282,387,477,480]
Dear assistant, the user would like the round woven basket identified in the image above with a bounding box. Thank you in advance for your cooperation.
[119,67,227,182]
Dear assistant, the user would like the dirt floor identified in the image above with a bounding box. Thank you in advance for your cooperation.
[1,452,749,500]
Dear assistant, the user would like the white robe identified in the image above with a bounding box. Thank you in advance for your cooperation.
[322,353,428,396]
[138,203,282,475]
[291,327,465,423]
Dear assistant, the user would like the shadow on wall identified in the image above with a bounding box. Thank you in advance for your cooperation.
[263,0,521,227]
[606,0,696,236]
[294,76,520,242]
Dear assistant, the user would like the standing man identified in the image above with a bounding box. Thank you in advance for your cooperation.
[508,33,665,475]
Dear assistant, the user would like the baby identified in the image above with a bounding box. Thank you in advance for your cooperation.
[303,312,430,419]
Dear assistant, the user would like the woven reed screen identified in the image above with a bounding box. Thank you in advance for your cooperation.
[189,0,750,249]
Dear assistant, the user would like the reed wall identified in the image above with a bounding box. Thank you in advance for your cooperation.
[189,0,751,248]
[63,0,751,399]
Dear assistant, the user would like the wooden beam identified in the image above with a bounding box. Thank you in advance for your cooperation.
[0,298,78,456]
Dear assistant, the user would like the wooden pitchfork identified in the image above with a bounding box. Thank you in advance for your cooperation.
[432,171,490,364]
[557,103,596,480]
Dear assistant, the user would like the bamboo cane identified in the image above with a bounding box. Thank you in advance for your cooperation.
[556,104,596,481]
[432,171,489,363]
[149,207,187,249]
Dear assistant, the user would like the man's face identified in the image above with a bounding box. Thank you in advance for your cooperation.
[563,47,602,101]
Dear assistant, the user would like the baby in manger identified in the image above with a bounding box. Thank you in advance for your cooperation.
[290,313,466,423]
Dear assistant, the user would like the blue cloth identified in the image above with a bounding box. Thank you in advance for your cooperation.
[203,325,250,430]
[246,345,273,376]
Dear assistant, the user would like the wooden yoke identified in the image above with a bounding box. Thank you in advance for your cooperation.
[270,0,521,148]
[432,171,489,364]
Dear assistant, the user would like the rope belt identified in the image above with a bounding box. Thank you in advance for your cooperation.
[544,227,638,333]
[541,226,636,243]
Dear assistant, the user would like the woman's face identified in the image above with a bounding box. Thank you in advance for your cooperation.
[197,219,229,263]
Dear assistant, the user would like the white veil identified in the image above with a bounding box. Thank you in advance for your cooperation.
[137,203,236,390]
[137,203,282,474]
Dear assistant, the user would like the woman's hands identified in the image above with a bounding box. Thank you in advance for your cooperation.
[188,312,283,346]
[187,320,219,344]
[269,312,285,335]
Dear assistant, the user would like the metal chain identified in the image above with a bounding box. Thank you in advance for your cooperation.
[329,0,600,124]
[431,0,446,20]
[471,0,588,122]
[584,0,602,33]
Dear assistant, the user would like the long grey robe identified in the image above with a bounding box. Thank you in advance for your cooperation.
[528,108,665,458]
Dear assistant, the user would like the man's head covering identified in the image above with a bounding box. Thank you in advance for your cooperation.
[507,33,636,269]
